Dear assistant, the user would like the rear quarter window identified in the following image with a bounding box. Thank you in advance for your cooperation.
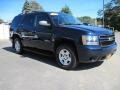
[11,15,23,28]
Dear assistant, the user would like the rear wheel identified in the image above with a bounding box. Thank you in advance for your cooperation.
[14,38,23,54]
[56,44,78,70]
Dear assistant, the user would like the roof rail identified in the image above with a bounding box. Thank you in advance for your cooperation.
[21,11,42,14]
[17,11,44,16]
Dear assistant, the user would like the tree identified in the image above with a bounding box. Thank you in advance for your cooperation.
[30,0,44,12]
[77,16,96,25]
[22,0,30,13]
[22,0,44,13]
[112,0,120,5]
[96,18,102,25]
[61,5,72,14]
[98,0,120,31]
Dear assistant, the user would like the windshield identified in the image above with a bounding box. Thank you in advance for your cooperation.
[50,13,82,25]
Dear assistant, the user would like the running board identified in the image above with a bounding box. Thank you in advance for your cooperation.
[23,47,54,57]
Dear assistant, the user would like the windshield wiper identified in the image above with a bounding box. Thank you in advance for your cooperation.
[63,23,73,25]
[63,23,82,25]
[73,24,82,25]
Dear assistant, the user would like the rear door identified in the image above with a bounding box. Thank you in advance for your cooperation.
[10,15,23,37]
[20,14,36,47]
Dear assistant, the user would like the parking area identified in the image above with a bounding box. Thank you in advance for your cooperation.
[0,32,120,90]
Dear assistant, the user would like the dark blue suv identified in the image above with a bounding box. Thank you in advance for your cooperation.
[10,12,117,70]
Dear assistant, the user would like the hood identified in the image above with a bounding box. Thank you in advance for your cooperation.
[61,25,114,35]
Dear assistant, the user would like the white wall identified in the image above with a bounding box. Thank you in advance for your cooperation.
[0,24,10,40]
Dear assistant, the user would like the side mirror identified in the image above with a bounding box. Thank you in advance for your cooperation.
[39,21,51,27]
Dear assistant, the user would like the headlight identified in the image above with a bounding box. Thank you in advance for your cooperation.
[82,35,99,45]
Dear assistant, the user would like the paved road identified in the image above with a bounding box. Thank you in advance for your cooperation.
[0,33,120,90]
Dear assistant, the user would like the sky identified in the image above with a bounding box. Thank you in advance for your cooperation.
[0,0,111,22]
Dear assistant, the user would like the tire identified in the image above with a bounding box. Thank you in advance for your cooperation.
[14,38,23,54]
[56,44,78,70]
[12,39,15,49]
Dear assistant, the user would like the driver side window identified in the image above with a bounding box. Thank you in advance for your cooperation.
[36,13,50,27]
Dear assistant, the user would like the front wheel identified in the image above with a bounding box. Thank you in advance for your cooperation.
[56,44,78,70]
[14,38,23,54]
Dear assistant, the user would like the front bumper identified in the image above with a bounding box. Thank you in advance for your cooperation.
[76,43,117,63]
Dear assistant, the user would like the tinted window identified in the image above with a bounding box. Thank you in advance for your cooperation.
[51,15,59,25]
[23,14,36,27]
[36,13,50,26]
[11,15,23,28]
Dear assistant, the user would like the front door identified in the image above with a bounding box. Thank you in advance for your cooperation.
[32,13,54,51]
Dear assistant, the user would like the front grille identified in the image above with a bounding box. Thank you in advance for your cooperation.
[99,35,115,46]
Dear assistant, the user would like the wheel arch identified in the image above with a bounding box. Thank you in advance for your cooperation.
[11,34,21,48]
[11,33,21,40]
[54,38,78,59]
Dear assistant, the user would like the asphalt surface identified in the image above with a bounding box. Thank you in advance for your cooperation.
[0,32,120,90]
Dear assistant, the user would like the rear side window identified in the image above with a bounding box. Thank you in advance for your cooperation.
[22,14,36,27]
[11,15,23,28]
